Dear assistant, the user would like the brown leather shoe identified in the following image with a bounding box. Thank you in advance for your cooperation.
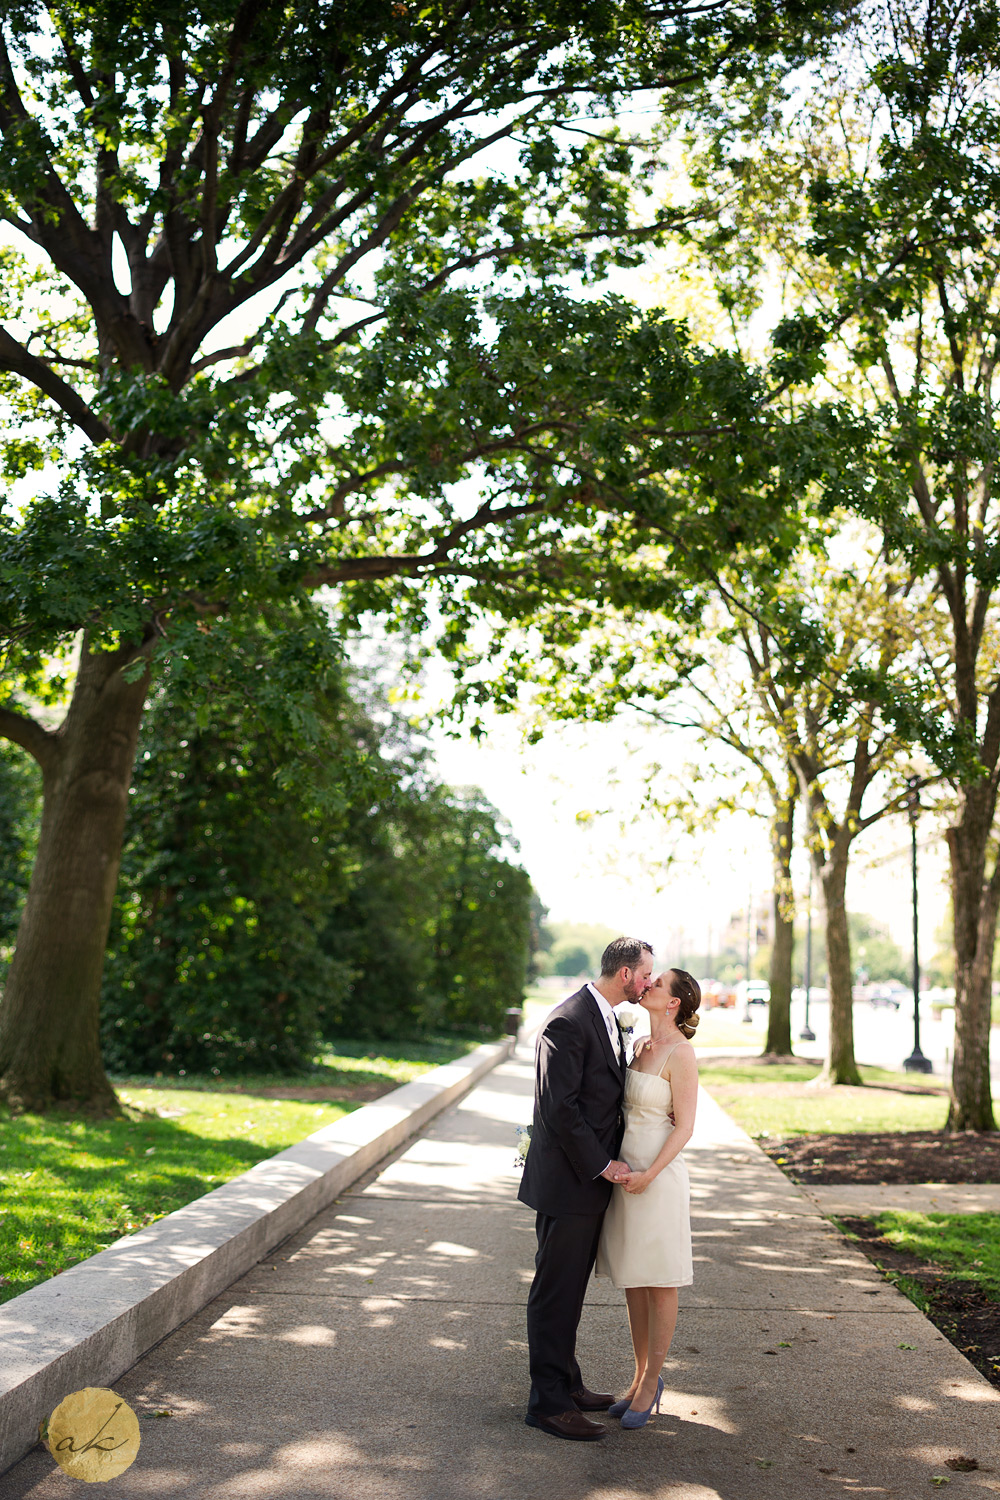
[525,1410,606,1441]
[571,1386,615,1411]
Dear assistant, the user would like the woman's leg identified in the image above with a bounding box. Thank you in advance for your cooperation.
[631,1287,679,1410]
[623,1288,649,1398]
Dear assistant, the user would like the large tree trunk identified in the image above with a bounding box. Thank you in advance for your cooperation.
[946,785,999,1131]
[818,840,862,1086]
[0,641,149,1114]
[764,784,795,1057]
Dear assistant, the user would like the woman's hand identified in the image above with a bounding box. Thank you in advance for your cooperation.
[631,1036,652,1060]
[623,1169,654,1195]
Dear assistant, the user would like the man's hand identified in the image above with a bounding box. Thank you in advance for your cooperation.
[601,1159,632,1183]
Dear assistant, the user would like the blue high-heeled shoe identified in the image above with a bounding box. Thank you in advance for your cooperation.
[607,1396,632,1418]
[620,1376,663,1429]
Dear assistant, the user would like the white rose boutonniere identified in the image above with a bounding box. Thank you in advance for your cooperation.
[614,1002,645,1034]
[615,1002,646,1061]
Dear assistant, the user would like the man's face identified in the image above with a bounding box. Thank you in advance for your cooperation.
[621,951,654,1003]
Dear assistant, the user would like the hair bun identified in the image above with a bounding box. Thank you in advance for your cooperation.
[667,968,701,1038]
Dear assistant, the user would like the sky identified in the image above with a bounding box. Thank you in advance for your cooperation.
[414,669,953,972]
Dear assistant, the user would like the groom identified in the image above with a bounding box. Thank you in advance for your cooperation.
[519,936,654,1440]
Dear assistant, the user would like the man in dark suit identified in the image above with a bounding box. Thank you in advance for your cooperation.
[519,936,655,1440]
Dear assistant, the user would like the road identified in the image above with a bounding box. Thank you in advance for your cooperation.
[733,992,1000,1075]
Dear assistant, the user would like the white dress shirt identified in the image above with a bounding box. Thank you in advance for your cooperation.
[587,982,622,1060]
[586,982,621,1179]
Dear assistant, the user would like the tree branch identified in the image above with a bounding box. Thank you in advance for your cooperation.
[0,327,109,443]
[0,704,58,770]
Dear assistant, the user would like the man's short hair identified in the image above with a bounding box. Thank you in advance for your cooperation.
[600,936,654,978]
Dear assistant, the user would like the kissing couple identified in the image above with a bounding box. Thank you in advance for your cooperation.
[518,936,701,1440]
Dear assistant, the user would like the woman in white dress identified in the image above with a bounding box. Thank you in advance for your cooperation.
[596,968,700,1428]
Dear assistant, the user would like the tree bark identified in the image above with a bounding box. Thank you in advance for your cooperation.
[764,785,795,1056]
[818,839,862,1086]
[0,640,149,1114]
[945,784,999,1131]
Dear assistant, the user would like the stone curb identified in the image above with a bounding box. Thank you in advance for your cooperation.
[0,1036,513,1474]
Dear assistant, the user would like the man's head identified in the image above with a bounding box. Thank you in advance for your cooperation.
[599,936,654,1005]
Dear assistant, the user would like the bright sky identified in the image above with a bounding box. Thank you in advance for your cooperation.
[416,677,952,967]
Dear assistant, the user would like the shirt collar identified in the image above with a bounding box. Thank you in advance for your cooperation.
[586,981,616,1023]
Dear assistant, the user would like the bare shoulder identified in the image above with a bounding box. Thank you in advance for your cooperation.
[668,1040,698,1077]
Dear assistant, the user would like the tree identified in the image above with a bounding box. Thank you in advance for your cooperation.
[429,788,533,1029]
[101,623,534,1065]
[438,519,927,1081]
[688,0,1000,1125]
[0,0,835,1110]
[101,608,365,1074]
[321,780,534,1038]
[0,744,40,958]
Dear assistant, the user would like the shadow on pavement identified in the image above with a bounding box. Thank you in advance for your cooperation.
[1,1048,998,1500]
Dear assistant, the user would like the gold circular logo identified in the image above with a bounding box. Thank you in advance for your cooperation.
[44,1388,141,1483]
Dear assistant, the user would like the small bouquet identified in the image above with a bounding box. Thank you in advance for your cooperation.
[514,1124,531,1170]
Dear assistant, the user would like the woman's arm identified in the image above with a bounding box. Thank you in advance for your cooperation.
[622,1045,698,1194]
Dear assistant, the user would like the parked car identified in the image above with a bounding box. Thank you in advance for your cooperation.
[699,979,735,1009]
[792,985,829,1005]
[736,979,770,1020]
[869,982,908,1010]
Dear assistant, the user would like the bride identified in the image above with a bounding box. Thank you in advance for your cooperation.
[595,968,701,1428]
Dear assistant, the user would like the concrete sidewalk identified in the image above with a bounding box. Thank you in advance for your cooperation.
[805,1183,1000,1216]
[2,1038,999,1500]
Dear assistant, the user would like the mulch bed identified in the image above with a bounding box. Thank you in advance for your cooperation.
[839,1216,1000,1392]
[760,1130,1000,1184]
[755,1129,1000,1389]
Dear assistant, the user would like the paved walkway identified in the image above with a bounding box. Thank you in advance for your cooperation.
[805,1184,1000,1216]
[2,1039,1000,1500]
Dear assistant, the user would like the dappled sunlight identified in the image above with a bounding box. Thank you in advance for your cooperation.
[278,1325,336,1345]
[208,1304,267,1338]
[942,1380,1000,1403]
[4,1055,1000,1500]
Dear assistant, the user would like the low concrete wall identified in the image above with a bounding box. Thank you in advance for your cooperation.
[0,1037,512,1474]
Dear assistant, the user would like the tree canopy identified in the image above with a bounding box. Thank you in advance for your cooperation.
[0,0,841,1111]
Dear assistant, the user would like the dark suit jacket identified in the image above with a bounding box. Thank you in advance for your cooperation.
[517,985,626,1217]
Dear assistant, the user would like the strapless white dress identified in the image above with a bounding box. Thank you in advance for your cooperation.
[596,1065,693,1289]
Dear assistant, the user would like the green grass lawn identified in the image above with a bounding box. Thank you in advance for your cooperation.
[700,1059,949,1136]
[115,1034,483,1095]
[866,1211,1000,1301]
[0,1037,478,1307]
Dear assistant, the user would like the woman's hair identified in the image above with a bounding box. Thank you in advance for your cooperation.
[667,969,701,1039]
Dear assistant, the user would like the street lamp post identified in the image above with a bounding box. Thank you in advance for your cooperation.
[800,858,816,1043]
[742,872,753,1023]
[904,777,933,1074]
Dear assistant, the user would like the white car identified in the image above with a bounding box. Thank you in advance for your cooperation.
[736,980,771,1010]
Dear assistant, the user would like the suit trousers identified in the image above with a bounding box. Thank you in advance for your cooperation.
[526,1209,605,1417]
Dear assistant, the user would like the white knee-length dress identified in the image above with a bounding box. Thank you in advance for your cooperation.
[595,1060,693,1289]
